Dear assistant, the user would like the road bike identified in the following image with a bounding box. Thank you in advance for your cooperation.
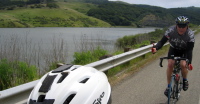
[159,56,189,104]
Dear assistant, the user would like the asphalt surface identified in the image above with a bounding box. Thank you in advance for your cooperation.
[111,33,200,104]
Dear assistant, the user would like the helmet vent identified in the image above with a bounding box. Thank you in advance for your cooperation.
[63,94,76,104]
[57,72,69,83]
[80,78,89,83]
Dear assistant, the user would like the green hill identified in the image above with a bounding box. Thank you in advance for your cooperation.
[0,2,111,27]
[87,2,200,27]
[1,0,200,28]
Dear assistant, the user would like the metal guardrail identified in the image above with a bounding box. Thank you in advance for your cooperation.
[0,43,167,104]
[85,44,154,71]
[0,80,39,104]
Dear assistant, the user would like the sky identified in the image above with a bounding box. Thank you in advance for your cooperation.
[109,0,200,8]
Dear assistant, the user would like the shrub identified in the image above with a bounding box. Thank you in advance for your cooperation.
[7,6,16,10]
[72,47,108,65]
[47,3,59,8]
[115,29,165,49]
[34,4,44,8]
[0,59,38,90]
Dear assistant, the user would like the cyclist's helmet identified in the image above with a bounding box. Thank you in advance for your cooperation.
[175,16,190,25]
[27,64,111,104]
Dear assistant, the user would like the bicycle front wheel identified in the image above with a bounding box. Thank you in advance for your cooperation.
[176,74,183,100]
[167,76,175,104]
[175,81,180,100]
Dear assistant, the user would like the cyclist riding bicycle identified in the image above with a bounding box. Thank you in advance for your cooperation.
[152,16,195,97]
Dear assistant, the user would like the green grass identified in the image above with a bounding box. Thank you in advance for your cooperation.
[115,29,165,49]
[194,26,200,34]
[57,2,97,14]
[0,2,111,27]
[0,59,38,90]
[72,47,108,65]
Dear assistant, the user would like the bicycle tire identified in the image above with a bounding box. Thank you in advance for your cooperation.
[172,79,177,99]
[175,80,180,100]
[167,76,175,104]
[176,74,183,100]
[171,74,182,102]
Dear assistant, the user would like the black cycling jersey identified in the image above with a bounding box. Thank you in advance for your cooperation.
[155,25,195,64]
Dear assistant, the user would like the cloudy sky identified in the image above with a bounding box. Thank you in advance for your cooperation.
[109,0,200,8]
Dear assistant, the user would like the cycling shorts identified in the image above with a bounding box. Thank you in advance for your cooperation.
[168,46,187,59]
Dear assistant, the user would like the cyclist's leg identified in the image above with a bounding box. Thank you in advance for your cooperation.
[164,47,175,97]
[180,60,189,91]
[180,60,188,79]
[164,59,174,97]
[167,47,175,84]
[167,59,175,84]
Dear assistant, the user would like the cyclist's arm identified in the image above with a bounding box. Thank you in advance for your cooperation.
[154,36,168,50]
[186,30,195,64]
[186,42,194,64]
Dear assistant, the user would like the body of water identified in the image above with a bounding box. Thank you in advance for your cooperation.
[0,27,158,63]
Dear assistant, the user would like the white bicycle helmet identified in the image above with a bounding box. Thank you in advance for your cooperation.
[175,16,190,25]
[27,64,111,104]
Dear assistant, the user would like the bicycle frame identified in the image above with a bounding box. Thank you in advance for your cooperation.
[170,60,182,102]
[160,56,189,104]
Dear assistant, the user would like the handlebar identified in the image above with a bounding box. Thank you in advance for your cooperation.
[159,56,189,67]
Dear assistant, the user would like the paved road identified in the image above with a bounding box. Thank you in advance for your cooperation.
[111,33,200,104]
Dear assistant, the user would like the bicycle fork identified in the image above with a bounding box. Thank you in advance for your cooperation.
[167,75,174,104]
[172,74,182,100]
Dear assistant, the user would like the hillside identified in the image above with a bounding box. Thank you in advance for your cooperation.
[0,2,111,27]
[1,0,200,28]
[88,2,200,27]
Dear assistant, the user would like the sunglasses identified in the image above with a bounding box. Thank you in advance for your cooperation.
[177,24,187,28]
